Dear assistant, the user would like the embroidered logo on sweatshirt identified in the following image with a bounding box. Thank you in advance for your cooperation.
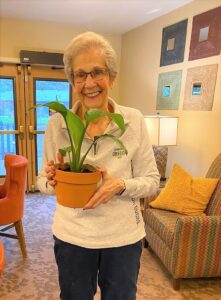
[112,148,127,159]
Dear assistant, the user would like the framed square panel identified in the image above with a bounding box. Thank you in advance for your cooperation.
[183,64,218,111]
[156,70,182,110]
[189,6,221,60]
[160,19,188,66]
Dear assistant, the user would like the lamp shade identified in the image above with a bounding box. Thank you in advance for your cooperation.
[144,114,178,146]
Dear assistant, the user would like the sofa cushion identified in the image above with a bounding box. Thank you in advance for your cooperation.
[145,208,181,249]
[149,164,218,216]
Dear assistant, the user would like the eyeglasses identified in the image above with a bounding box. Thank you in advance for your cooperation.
[72,67,108,84]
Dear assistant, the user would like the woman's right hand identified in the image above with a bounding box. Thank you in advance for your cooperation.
[45,152,68,188]
[45,160,57,188]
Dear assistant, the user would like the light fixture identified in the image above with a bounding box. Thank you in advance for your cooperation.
[144,113,178,181]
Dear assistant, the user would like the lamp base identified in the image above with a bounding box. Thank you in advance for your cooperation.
[153,145,168,180]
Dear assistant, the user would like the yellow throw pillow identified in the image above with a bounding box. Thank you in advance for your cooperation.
[150,164,218,216]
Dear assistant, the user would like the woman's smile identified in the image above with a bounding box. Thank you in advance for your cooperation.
[82,89,102,98]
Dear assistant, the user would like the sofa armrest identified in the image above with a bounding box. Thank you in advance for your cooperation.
[141,185,165,220]
[171,215,221,278]
[140,194,158,222]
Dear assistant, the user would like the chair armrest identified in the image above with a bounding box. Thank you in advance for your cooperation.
[171,215,221,278]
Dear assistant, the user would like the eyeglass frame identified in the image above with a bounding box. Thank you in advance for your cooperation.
[71,67,109,84]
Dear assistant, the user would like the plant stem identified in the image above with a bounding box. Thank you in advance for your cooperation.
[78,137,101,170]
[65,119,76,171]
[68,151,71,164]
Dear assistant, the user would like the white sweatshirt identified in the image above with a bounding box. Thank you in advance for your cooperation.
[37,98,160,248]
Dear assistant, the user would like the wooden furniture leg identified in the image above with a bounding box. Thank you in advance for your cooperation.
[15,221,27,258]
[172,278,181,290]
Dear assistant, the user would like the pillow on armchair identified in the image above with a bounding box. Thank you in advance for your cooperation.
[149,164,218,216]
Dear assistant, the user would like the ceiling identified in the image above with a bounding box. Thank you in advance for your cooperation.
[0,0,192,34]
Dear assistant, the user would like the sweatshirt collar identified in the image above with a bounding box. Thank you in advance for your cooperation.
[61,98,130,131]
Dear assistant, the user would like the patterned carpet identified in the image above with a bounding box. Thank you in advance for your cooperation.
[0,192,221,300]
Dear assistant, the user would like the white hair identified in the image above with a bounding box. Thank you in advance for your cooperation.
[63,32,118,85]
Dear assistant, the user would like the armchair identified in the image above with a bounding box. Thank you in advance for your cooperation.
[144,153,221,290]
[0,154,28,258]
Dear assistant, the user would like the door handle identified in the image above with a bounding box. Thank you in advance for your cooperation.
[29,125,44,139]
[19,125,24,139]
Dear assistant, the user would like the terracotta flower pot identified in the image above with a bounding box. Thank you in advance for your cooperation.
[54,169,101,208]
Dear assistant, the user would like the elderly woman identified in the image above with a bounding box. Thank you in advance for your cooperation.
[38,32,160,300]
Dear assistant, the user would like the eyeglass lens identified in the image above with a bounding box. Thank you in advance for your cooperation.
[73,68,107,83]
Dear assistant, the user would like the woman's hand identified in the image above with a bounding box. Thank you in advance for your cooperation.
[45,152,69,188]
[83,167,125,209]
[45,160,57,188]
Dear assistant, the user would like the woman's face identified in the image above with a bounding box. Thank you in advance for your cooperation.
[72,48,113,112]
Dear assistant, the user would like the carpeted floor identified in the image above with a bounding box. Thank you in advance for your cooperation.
[0,192,221,300]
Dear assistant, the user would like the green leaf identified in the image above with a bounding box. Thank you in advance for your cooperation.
[29,101,67,117]
[96,134,128,155]
[106,113,126,133]
[85,109,126,133]
[59,146,72,157]
[65,110,85,149]
[85,109,106,125]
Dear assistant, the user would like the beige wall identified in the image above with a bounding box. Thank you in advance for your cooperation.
[0,18,122,101]
[1,2,221,177]
[120,0,221,177]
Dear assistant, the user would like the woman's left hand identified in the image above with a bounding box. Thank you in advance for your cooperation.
[83,167,125,210]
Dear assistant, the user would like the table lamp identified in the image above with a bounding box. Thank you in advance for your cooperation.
[144,113,178,181]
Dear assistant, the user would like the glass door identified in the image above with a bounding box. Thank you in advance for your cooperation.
[0,64,26,183]
[25,65,73,191]
[0,64,73,190]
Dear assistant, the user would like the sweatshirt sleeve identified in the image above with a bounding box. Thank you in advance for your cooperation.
[37,116,56,195]
[122,113,160,198]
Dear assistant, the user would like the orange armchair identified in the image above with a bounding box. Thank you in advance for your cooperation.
[0,154,28,258]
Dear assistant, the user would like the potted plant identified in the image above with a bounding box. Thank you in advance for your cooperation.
[31,98,127,208]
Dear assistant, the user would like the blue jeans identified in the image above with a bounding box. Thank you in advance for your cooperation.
[54,236,142,300]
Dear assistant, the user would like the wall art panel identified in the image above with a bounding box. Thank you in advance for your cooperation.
[160,19,188,66]
[189,6,221,60]
[156,70,182,110]
[183,64,218,111]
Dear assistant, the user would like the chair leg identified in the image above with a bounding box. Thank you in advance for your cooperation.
[143,238,149,248]
[172,278,181,290]
[14,220,27,258]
